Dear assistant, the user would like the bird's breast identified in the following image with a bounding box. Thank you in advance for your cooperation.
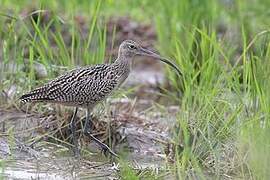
[117,68,130,87]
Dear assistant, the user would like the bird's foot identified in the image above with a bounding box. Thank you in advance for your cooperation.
[101,145,119,158]
[95,138,119,158]
[84,130,118,158]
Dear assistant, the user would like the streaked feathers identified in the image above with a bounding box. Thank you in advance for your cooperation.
[20,63,126,107]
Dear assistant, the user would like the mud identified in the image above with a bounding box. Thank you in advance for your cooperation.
[0,96,179,179]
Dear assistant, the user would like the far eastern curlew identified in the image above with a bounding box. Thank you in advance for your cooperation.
[20,40,182,157]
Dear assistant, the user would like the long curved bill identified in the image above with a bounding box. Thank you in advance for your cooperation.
[139,47,182,76]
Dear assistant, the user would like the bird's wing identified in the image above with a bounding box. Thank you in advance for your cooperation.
[20,64,109,102]
[54,76,119,105]
[20,64,121,106]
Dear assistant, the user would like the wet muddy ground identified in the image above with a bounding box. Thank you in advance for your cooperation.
[0,98,178,179]
[0,67,179,179]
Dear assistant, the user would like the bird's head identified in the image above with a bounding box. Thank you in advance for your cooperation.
[118,40,182,76]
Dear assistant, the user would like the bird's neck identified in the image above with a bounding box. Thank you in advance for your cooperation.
[113,56,133,76]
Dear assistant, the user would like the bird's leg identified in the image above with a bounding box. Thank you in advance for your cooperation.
[69,107,79,157]
[83,108,118,158]
[83,107,93,134]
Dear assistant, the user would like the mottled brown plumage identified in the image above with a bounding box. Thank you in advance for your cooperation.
[20,40,181,157]
[21,64,121,108]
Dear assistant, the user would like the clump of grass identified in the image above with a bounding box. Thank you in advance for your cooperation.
[237,28,270,179]
[0,0,109,106]
[152,0,270,179]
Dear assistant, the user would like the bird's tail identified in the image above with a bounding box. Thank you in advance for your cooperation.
[20,86,50,103]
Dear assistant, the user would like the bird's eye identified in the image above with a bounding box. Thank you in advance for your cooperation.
[128,45,136,49]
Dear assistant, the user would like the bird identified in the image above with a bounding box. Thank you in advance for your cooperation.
[20,40,182,157]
